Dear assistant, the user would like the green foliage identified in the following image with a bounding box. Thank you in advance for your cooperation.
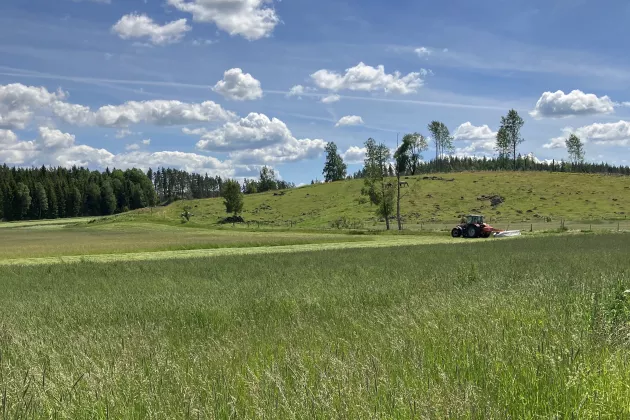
[361,138,394,229]
[221,179,244,216]
[258,166,278,192]
[566,134,585,165]
[428,121,453,168]
[0,165,156,221]
[322,142,347,182]
[498,109,525,169]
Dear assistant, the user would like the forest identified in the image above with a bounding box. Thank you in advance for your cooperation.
[0,165,294,221]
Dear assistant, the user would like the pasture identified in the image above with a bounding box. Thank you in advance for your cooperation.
[1,232,629,417]
[107,171,630,228]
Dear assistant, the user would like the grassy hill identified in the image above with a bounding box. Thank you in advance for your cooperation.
[111,171,630,229]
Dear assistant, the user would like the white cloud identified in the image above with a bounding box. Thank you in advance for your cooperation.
[321,94,340,104]
[530,90,615,118]
[335,115,364,127]
[52,99,235,127]
[37,127,75,149]
[196,112,295,151]
[453,122,496,141]
[452,122,497,157]
[311,62,426,95]
[167,0,279,40]
[286,85,316,99]
[545,120,630,149]
[112,14,191,46]
[115,129,133,138]
[0,84,65,129]
[195,112,326,164]
[212,68,263,101]
[415,47,431,57]
[142,139,151,145]
[126,143,141,151]
[341,146,366,164]
[0,127,258,178]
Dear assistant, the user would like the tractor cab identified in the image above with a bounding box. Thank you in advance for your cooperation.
[466,214,485,225]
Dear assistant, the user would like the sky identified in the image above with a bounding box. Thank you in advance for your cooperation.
[1,0,630,185]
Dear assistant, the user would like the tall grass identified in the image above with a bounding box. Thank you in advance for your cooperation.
[0,234,629,418]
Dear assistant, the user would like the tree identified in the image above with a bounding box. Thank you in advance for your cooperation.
[243,178,258,194]
[361,138,394,230]
[428,121,453,171]
[101,181,117,215]
[258,166,278,192]
[222,179,244,216]
[33,182,49,219]
[393,133,427,230]
[497,109,525,170]
[566,134,585,166]
[15,182,31,220]
[322,142,347,182]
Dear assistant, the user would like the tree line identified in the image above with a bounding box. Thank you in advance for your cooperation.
[0,165,157,222]
[0,164,296,222]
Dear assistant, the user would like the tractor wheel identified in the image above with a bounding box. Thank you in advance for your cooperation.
[466,225,479,238]
[451,228,462,238]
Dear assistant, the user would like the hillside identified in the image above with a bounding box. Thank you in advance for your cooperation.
[112,171,630,229]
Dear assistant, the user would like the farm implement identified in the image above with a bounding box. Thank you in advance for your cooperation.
[451,214,521,238]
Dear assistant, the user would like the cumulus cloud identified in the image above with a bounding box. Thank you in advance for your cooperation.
[530,90,615,118]
[195,112,326,164]
[0,127,259,178]
[0,84,65,129]
[125,143,141,151]
[321,94,340,104]
[544,120,630,148]
[112,14,191,46]
[311,62,426,95]
[52,99,235,127]
[453,122,496,141]
[37,127,75,149]
[212,68,263,101]
[335,115,364,127]
[167,0,279,40]
[415,47,430,57]
[142,139,151,145]
[452,122,497,157]
[341,146,366,164]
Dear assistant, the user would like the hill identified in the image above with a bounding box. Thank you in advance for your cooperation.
[108,171,630,229]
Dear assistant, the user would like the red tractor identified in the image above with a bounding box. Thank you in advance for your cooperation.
[451,214,496,238]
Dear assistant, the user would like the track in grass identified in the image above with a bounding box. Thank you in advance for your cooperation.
[0,234,470,266]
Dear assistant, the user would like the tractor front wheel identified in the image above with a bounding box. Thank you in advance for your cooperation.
[451,228,462,238]
[466,225,479,238]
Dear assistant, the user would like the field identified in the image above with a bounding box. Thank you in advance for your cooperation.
[1,232,630,417]
[107,172,630,228]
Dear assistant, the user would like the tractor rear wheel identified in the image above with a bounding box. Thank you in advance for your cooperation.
[451,228,462,238]
[466,225,479,238]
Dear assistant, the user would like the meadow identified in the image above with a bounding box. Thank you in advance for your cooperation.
[1,233,629,418]
[108,171,630,228]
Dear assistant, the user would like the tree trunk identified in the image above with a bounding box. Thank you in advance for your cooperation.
[396,173,402,231]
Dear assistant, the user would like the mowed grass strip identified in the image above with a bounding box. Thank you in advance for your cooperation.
[1,234,629,418]
[0,223,374,260]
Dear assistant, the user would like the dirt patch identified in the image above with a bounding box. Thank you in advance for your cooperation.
[477,194,505,207]
[422,176,455,182]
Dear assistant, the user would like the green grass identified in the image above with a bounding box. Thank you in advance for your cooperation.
[1,233,629,417]
[105,171,630,228]
[0,222,375,259]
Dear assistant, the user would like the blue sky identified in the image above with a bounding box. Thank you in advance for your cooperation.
[1,0,630,184]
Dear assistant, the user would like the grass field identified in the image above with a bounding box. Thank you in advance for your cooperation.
[1,233,629,418]
[105,171,630,228]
